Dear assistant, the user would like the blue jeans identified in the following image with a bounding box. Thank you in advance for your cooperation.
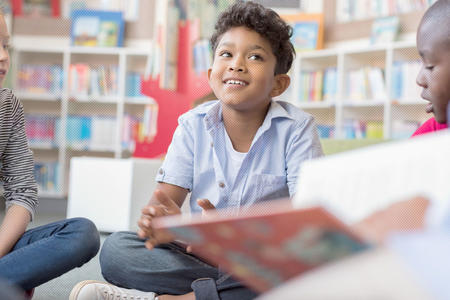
[0,217,100,291]
[100,231,258,300]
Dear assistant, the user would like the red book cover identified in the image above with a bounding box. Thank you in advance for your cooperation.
[153,199,369,293]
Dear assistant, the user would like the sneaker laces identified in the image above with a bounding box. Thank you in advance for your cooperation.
[97,284,155,300]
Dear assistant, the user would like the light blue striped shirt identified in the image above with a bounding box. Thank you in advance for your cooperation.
[156,100,323,213]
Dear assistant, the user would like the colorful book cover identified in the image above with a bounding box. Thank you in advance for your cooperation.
[153,199,369,293]
[370,16,399,45]
[71,10,124,47]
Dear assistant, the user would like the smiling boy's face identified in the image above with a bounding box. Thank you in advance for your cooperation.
[0,15,10,87]
[208,26,289,113]
[416,17,450,124]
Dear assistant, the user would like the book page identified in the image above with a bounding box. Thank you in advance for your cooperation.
[293,130,450,224]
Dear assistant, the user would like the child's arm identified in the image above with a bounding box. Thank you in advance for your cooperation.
[0,205,30,257]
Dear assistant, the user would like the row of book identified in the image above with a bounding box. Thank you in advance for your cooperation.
[346,67,386,101]
[317,125,335,139]
[343,120,384,139]
[299,68,337,102]
[122,105,159,151]
[17,64,63,94]
[315,121,419,140]
[69,64,119,98]
[336,0,437,23]
[126,72,145,97]
[34,162,60,194]
[25,112,158,152]
[391,60,422,101]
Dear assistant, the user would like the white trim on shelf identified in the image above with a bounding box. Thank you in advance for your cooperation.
[297,101,335,109]
[342,100,386,107]
[16,92,62,102]
[391,99,426,105]
[124,96,156,105]
[69,95,121,103]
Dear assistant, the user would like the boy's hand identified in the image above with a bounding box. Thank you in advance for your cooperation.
[352,196,430,244]
[137,189,181,250]
[197,198,216,215]
[185,198,216,253]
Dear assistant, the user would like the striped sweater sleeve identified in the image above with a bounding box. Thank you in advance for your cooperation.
[0,88,38,220]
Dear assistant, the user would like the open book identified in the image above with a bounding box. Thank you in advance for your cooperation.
[154,130,450,293]
[153,199,370,292]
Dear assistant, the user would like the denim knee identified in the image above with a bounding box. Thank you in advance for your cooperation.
[68,218,100,261]
[100,231,132,280]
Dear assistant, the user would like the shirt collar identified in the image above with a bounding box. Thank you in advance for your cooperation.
[200,100,293,131]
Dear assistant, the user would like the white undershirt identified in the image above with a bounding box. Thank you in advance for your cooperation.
[224,127,247,185]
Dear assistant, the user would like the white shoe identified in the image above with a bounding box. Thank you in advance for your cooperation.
[69,280,158,300]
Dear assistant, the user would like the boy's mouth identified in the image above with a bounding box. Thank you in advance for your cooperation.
[223,79,248,86]
[0,69,6,76]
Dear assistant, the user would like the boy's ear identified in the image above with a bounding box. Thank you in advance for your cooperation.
[270,74,290,98]
[207,68,212,81]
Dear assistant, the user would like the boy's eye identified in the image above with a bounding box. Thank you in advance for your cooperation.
[249,54,263,61]
[219,51,232,58]
[425,65,434,71]
[3,44,9,50]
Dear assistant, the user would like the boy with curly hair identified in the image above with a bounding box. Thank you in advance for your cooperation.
[71,1,322,300]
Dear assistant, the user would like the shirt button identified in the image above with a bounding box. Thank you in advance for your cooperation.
[218,182,225,188]
[210,142,213,147]
[158,168,164,175]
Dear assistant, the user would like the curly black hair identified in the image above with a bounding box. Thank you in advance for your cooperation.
[210,1,295,75]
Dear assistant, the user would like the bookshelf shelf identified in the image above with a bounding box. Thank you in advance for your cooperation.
[124,96,156,105]
[16,92,61,102]
[298,101,335,109]
[12,45,154,198]
[287,40,428,140]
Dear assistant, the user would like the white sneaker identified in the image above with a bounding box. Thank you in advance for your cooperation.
[69,280,158,300]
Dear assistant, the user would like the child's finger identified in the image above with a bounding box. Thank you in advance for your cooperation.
[197,198,215,210]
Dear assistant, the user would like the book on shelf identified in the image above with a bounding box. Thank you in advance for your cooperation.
[69,64,119,98]
[58,115,116,151]
[122,107,159,152]
[25,114,58,148]
[299,68,337,103]
[70,9,124,47]
[346,67,386,101]
[18,64,63,95]
[154,130,450,293]
[34,161,60,194]
[336,0,437,23]
[391,60,422,102]
[370,16,400,44]
[343,120,384,139]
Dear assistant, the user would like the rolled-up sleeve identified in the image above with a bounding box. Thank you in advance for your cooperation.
[286,116,323,197]
[0,90,38,220]
[155,115,194,191]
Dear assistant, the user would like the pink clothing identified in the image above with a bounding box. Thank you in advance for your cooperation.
[412,118,448,137]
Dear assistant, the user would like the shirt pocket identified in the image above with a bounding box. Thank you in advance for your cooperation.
[251,173,289,202]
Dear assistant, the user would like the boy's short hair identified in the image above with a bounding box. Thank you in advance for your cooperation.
[210,0,295,75]
[421,0,450,48]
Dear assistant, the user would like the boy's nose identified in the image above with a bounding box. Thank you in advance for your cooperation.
[416,66,427,88]
[0,49,8,62]
[228,65,244,72]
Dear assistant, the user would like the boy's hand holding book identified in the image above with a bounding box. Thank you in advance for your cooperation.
[137,189,182,250]
[138,189,216,250]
